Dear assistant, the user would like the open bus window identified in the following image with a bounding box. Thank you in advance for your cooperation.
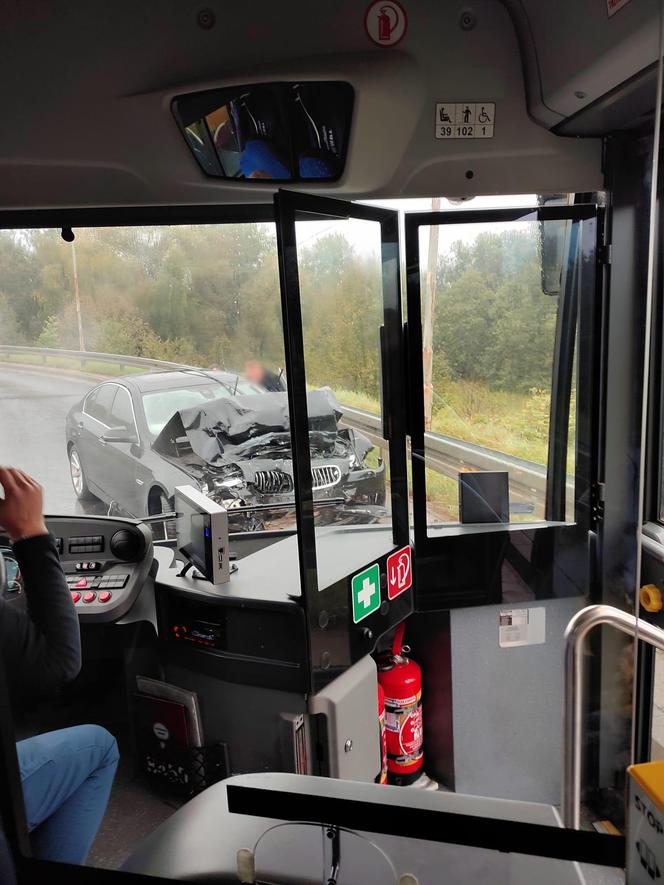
[173,82,354,182]
[413,215,579,532]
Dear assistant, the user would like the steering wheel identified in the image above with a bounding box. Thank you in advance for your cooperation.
[0,547,22,596]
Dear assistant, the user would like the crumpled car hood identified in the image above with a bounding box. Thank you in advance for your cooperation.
[152,388,344,467]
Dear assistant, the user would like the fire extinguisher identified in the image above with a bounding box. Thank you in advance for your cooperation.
[376,683,388,784]
[377,622,423,786]
[378,5,397,41]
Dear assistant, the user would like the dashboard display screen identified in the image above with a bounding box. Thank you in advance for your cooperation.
[175,492,211,580]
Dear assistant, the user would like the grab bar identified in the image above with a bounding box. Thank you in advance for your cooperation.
[562,604,664,829]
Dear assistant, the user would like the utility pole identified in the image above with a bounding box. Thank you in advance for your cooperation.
[422,197,441,430]
[71,240,85,352]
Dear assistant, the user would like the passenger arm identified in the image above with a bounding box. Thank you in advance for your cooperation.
[0,468,82,696]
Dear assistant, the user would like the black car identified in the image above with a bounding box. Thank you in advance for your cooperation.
[65,370,386,531]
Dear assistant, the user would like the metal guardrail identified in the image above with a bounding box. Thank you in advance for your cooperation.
[342,405,573,501]
[0,344,563,498]
[0,344,198,374]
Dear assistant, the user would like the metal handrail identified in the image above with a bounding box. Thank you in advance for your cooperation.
[562,603,664,829]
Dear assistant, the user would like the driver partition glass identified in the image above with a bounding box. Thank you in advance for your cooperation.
[274,190,410,691]
[405,204,599,606]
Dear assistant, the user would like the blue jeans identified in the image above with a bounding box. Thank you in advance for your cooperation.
[17,725,119,864]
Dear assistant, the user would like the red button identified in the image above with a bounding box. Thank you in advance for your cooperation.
[75,578,87,589]
[71,592,81,604]
[98,591,112,604]
[83,591,96,604]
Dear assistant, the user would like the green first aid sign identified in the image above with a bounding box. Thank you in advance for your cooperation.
[351,563,381,623]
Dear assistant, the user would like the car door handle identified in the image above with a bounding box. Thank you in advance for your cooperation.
[135,478,144,486]
[97,438,107,447]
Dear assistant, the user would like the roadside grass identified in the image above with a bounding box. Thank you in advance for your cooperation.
[0,352,147,376]
[336,381,576,471]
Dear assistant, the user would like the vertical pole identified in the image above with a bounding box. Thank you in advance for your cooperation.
[71,240,85,352]
[422,197,441,430]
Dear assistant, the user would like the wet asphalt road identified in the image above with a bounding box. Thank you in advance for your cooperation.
[0,364,107,516]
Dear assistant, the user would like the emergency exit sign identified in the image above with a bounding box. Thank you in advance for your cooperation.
[351,563,381,623]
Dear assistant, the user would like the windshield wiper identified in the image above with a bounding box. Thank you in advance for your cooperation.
[181,367,235,395]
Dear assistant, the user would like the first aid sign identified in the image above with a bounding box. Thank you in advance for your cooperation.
[387,545,412,600]
[351,563,381,623]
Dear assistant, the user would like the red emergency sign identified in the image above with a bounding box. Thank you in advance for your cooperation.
[387,545,412,600]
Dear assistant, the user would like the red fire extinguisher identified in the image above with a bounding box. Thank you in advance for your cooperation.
[377,622,423,786]
[378,5,397,41]
[376,683,388,784]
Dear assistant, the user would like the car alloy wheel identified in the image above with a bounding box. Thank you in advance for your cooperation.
[69,446,95,500]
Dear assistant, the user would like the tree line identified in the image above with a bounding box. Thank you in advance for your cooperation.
[0,223,557,403]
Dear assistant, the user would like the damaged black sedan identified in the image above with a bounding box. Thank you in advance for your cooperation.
[65,370,386,533]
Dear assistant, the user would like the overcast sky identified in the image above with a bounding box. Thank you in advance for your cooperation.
[295,194,537,258]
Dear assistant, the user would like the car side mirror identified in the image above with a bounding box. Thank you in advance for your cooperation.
[102,426,138,444]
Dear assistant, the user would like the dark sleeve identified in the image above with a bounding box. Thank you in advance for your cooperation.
[0,534,81,697]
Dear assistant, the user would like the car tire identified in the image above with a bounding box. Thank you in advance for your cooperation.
[68,445,96,501]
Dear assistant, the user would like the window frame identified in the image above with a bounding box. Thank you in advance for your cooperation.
[82,382,118,428]
[404,203,600,607]
[107,384,140,440]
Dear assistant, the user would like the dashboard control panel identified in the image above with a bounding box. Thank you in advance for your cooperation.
[1,516,154,624]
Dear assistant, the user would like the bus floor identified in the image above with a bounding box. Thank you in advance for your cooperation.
[88,758,182,870]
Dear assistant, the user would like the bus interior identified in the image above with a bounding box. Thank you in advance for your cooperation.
[2,1,664,883]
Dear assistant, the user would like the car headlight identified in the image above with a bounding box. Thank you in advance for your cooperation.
[202,469,245,496]
[213,476,244,489]
[350,446,382,470]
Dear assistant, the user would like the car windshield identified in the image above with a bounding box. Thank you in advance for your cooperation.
[0,217,393,542]
[142,382,259,438]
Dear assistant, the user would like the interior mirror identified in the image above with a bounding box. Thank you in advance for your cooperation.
[538,194,574,296]
[102,427,138,444]
[172,81,354,182]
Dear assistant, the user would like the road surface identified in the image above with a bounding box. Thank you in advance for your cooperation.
[0,364,106,516]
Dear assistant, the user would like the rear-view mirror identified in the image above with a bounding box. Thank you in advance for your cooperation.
[172,81,354,183]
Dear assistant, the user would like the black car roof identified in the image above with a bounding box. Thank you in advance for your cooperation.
[113,370,241,394]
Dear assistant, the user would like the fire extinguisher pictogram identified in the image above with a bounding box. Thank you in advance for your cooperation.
[376,622,423,786]
[364,1,408,48]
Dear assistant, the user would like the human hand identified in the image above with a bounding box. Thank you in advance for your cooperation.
[0,468,48,542]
